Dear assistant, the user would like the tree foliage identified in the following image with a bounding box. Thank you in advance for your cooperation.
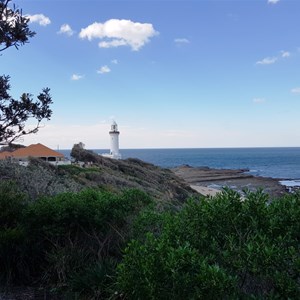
[0,142,25,152]
[0,76,53,144]
[71,142,99,163]
[0,0,53,145]
[0,0,35,52]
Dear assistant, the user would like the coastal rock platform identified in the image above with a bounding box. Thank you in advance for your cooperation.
[172,165,287,198]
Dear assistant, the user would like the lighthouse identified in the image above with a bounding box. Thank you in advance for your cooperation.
[100,121,122,159]
[109,121,121,159]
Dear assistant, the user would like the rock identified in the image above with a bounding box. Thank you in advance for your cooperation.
[172,166,286,198]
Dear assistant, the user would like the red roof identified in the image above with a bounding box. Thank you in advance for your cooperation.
[0,151,13,160]
[0,143,64,160]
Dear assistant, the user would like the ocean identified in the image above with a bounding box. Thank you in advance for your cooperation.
[60,148,300,186]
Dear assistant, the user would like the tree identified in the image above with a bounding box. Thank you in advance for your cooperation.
[0,0,35,52]
[0,0,52,145]
[70,142,99,163]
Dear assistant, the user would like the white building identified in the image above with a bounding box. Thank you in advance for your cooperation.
[101,121,122,159]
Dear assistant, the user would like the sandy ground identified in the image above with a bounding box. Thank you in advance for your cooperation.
[172,165,287,198]
[190,185,220,196]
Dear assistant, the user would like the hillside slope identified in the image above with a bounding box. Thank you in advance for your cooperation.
[0,149,196,204]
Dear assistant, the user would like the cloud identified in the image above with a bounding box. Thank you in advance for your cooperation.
[281,51,290,58]
[291,87,300,94]
[268,0,280,4]
[99,39,127,49]
[174,38,190,44]
[252,98,266,104]
[97,65,111,74]
[256,49,291,65]
[79,19,158,51]
[256,56,278,65]
[58,24,74,36]
[71,74,84,81]
[111,59,118,64]
[27,14,51,26]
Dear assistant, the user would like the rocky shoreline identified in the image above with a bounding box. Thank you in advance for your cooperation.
[172,165,289,198]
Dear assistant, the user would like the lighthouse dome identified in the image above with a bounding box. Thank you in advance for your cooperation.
[111,121,118,132]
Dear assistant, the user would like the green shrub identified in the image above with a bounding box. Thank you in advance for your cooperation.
[117,190,300,299]
[0,185,152,294]
[0,181,28,284]
[1,180,299,299]
[0,180,27,228]
[68,259,117,299]
[117,233,237,299]
[0,227,27,285]
[21,188,152,287]
[58,164,85,175]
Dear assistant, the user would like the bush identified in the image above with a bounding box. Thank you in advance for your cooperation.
[0,180,27,228]
[0,159,81,200]
[0,181,28,284]
[117,190,300,299]
[68,259,117,299]
[118,234,236,299]
[0,186,152,297]
[1,182,299,299]
[21,189,151,281]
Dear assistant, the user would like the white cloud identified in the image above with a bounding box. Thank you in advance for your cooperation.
[27,14,51,26]
[256,50,291,65]
[111,59,118,64]
[256,57,278,65]
[174,38,190,44]
[291,87,300,94]
[79,19,158,51]
[71,74,84,81]
[281,51,290,58]
[58,24,74,36]
[268,0,280,4]
[99,39,127,49]
[97,65,111,74]
[252,98,266,104]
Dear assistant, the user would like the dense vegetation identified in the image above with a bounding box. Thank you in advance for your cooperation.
[0,146,196,203]
[119,189,300,299]
[1,175,299,299]
[0,181,152,298]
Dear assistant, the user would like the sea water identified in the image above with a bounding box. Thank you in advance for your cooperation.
[60,148,300,185]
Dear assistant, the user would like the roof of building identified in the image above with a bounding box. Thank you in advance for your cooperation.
[0,151,14,160]
[0,143,64,159]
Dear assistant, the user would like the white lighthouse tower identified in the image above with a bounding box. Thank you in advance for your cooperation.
[100,121,122,159]
[109,121,121,159]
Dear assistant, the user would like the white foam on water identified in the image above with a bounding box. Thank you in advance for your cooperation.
[279,180,300,187]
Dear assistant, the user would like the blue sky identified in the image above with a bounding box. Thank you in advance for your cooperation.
[2,0,300,149]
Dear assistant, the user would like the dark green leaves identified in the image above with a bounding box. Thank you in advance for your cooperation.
[118,190,300,299]
[0,76,53,144]
[0,0,35,52]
